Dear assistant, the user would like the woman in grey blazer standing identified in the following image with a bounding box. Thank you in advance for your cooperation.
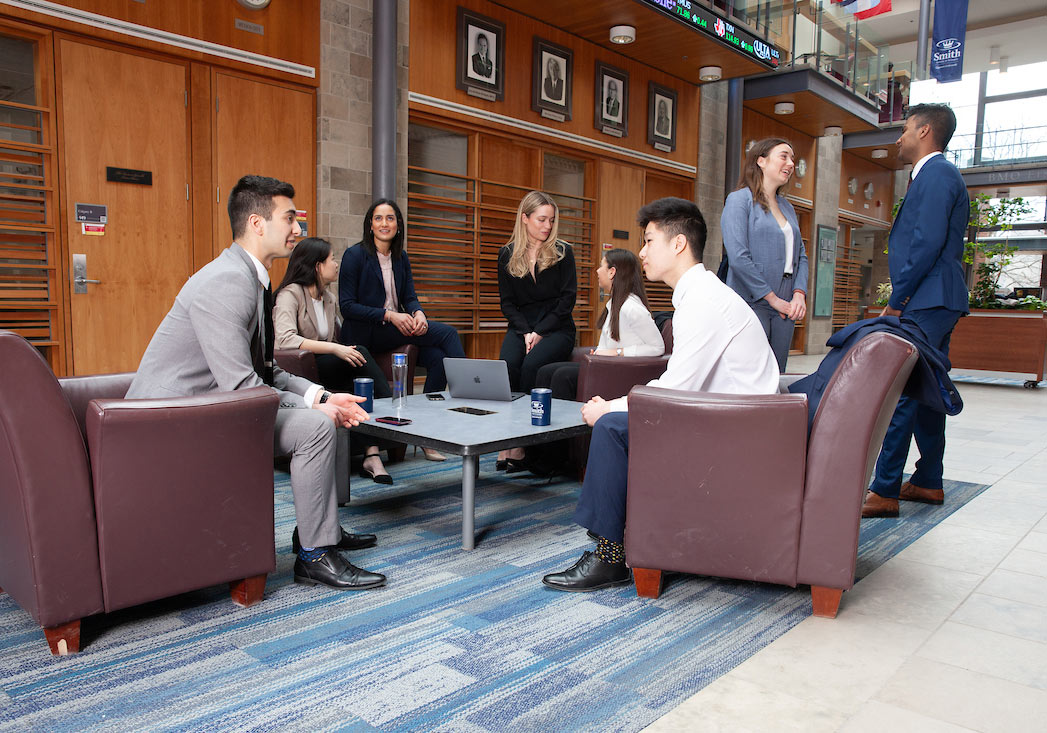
[721,137,808,371]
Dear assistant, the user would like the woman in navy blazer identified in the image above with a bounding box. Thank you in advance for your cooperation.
[338,198,465,399]
[721,137,808,370]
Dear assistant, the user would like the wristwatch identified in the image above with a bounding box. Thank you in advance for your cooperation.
[616,347,623,356]
[319,391,331,404]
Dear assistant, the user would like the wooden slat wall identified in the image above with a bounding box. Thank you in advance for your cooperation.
[407,129,597,360]
[832,223,863,330]
[0,26,65,372]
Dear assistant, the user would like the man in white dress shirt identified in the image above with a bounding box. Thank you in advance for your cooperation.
[542,197,780,592]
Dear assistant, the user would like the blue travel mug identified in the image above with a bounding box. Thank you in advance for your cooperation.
[531,387,552,426]
[353,377,374,413]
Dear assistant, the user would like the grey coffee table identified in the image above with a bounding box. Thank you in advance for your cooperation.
[350,392,590,549]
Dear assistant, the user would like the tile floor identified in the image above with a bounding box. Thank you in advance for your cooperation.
[645,356,1047,733]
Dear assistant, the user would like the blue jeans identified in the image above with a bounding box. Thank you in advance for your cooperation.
[868,307,962,499]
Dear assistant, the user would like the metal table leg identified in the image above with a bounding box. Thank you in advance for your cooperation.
[462,454,478,550]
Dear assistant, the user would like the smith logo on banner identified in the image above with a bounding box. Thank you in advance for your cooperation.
[931,0,969,83]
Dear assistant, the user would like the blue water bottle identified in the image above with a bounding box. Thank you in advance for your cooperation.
[392,352,407,409]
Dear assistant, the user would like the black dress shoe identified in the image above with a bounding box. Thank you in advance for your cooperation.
[495,459,509,471]
[505,458,529,474]
[541,551,631,592]
[360,466,394,485]
[293,549,386,590]
[291,526,377,554]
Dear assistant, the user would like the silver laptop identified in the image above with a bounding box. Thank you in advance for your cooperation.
[443,358,527,401]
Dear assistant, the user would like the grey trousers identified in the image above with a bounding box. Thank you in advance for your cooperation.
[274,407,343,548]
[750,273,799,372]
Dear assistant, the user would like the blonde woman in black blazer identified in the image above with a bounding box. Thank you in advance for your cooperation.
[274,237,394,484]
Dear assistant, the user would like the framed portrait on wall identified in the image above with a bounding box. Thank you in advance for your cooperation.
[531,37,572,122]
[647,82,677,152]
[594,61,628,137]
[455,7,505,102]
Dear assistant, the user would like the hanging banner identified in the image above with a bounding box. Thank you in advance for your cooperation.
[931,0,969,83]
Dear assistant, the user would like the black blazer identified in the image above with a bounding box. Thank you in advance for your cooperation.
[497,243,577,337]
[338,242,423,345]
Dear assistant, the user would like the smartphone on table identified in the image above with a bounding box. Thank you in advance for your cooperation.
[375,416,412,426]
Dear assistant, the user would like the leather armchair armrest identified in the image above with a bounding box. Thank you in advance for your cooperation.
[576,354,668,402]
[84,386,280,612]
[624,386,809,586]
[275,349,319,383]
[571,346,595,363]
[59,372,135,441]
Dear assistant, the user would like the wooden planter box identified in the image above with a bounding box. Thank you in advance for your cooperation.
[861,307,1047,387]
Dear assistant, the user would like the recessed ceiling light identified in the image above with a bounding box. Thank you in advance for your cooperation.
[610,25,635,44]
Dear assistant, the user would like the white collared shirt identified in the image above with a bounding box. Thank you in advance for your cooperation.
[240,244,322,406]
[596,293,665,356]
[606,263,779,411]
[910,151,941,182]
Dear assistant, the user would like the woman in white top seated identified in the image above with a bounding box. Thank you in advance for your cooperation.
[720,137,808,371]
[518,249,663,476]
[534,248,664,402]
[274,236,394,484]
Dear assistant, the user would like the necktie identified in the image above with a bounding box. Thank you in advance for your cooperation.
[261,285,275,386]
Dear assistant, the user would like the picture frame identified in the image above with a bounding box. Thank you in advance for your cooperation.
[594,61,628,137]
[647,82,678,152]
[531,37,572,122]
[456,7,505,102]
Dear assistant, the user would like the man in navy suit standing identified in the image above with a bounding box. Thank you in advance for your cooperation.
[862,104,970,518]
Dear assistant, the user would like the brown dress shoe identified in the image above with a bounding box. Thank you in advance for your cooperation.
[861,490,899,518]
[899,481,944,505]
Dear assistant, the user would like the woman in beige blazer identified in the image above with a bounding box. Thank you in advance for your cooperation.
[274,237,394,484]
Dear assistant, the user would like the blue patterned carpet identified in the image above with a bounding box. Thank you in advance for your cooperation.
[0,457,988,732]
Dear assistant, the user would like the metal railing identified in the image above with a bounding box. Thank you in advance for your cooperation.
[946,125,1047,170]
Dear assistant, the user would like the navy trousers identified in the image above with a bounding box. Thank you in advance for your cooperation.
[868,307,962,499]
[572,411,630,544]
[363,319,465,393]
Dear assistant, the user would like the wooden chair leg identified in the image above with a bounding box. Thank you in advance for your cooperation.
[44,620,81,655]
[633,568,663,598]
[811,586,843,618]
[230,574,267,607]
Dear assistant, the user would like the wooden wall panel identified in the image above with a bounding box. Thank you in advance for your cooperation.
[1,0,319,86]
[742,111,817,205]
[839,151,892,225]
[410,0,699,174]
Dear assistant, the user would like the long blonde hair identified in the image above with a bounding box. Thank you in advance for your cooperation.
[505,190,565,278]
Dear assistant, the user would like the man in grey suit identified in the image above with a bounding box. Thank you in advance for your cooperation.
[128,175,386,591]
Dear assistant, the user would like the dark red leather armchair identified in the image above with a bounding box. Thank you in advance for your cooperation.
[623,332,918,618]
[572,319,672,402]
[0,331,279,654]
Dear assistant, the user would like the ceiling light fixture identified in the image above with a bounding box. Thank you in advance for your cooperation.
[609,25,636,44]
[999,56,1009,73]
[989,45,1000,66]
[774,101,795,115]
[699,66,722,82]
[871,148,888,159]
[824,125,843,136]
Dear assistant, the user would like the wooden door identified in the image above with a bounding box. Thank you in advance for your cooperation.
[214,73,315,288]
[59,40,191,374]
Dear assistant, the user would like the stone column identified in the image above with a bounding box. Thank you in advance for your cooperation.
[697,81,728,269]
[806,133,842,353]
[317,0,409,259]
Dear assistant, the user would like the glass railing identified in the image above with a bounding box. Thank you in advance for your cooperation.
[945,125,1047,170]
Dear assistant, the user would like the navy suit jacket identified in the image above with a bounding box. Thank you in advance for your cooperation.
[887,154,969,314]
[338,242,423,345]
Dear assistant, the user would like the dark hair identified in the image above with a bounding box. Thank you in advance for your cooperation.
[737,137,792,211]
[228,175,295,240]
[361,198,405,258]
[595,248,651,341]
[906,103,957,150]
[275,236,331,297]
[637,197,707,263]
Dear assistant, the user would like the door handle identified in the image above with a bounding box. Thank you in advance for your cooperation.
[72,253,100,293]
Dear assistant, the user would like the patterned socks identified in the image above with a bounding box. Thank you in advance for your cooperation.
[594,536,625,564]
[298,546,326,562]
